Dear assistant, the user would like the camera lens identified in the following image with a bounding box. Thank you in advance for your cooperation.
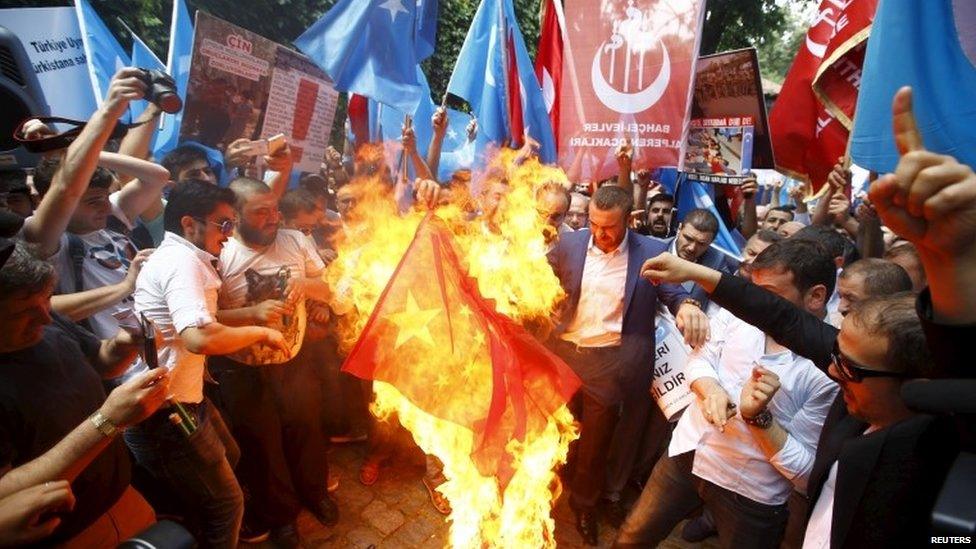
[155,90,183,114]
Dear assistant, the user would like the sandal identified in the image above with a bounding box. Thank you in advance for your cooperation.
[359,459,382,486]
[422,477,452,515]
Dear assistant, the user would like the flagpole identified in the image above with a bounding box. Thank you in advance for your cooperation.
[497,0,512,145]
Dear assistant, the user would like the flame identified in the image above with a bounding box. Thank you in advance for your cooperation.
[326,144,579,547]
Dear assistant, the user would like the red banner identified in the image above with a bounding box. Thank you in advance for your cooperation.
[535,0,563,152]
[770,0,877,191]
[559,0,705,182]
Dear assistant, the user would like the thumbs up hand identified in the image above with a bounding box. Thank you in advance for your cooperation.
[869,86,976,258]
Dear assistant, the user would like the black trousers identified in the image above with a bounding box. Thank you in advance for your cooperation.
[208,346,329,529]
[554,341,622,513]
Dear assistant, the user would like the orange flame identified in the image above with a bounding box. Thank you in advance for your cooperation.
[327,144,578,547]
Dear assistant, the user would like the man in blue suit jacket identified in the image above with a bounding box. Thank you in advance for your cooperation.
[659,208,740,311]
[548,185,709,545]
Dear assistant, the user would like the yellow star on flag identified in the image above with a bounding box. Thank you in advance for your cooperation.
[385,291,441,349]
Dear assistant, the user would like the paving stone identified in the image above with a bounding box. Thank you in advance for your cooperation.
[361,499,406,536]
[345,526,385,548]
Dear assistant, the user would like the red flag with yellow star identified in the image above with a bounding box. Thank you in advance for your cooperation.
[342,214,581,477]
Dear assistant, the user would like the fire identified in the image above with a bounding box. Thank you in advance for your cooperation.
[326,144,579,547]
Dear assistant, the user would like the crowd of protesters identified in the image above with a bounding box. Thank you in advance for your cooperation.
[0,68,972,549]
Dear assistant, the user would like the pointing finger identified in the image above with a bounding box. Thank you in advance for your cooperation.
[892,86,924,155]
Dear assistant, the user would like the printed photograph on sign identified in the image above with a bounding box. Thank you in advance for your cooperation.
[180,12,276,148]
[682,47,774,179]
[682,117,755,184]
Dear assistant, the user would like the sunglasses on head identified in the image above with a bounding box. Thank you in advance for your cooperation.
[830,340,909,383]
[195,217,236,236]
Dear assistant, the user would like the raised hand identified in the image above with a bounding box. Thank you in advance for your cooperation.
[432,107,448,137]
[739,366,781,420]
[102,68,147,120]
[869,86,976,258]
[741,175,759,200]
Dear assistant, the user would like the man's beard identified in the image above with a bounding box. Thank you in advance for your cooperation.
[239,222,277,246]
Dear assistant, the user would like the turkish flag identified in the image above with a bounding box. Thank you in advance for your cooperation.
[535,0,563,152]
[507,32,525,147]
[347,93,370,148]
[342,215,581,480]
[559,0,705,181]
[770,0,877,191]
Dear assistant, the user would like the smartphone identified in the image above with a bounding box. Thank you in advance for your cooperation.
[267,133,287,156]
[140,313,159,369]
[245,139,268,157]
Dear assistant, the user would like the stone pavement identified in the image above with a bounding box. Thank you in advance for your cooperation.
[245,442,720,548]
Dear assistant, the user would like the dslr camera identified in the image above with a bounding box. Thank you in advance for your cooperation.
[137,68,182,114]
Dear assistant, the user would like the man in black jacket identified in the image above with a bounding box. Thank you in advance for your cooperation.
[636,86,974,547]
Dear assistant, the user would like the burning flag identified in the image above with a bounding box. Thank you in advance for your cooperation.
[343,213,580,478]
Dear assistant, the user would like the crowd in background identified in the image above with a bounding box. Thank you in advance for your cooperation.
[0,69,972,549]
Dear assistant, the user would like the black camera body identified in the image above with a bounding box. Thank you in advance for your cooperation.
[137,68,182,114]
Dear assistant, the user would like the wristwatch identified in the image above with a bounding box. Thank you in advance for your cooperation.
[681,298,703,310]
[89,411,119,437]
[742,408,773,429]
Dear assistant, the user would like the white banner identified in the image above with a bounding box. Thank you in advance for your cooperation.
[0,7,98,120]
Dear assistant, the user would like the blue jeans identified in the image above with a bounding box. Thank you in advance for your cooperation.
[124,400,244,549]
[615,451,788,549]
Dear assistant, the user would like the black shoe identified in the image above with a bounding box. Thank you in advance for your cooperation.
[576,510,599,546]
[681,513,717,542]
[310,496,340,527]
[239,522,270,544]
[269,522,300,548]
[603,499,628,528]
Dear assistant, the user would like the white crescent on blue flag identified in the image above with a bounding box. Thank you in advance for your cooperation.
[155,0,194,156]
[74,0,131,121]
[446,0,556,164]
[129,32,165,120]
[295,0,433,114]
[850,0,976,174]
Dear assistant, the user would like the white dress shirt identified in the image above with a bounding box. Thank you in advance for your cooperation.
[561,233,629,347]
[669,308,838,505]
[125,232,222,403]
[802,426,879,549]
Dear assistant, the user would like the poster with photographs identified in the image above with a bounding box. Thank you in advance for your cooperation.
[180,12,338,172]
[680,48,773,185]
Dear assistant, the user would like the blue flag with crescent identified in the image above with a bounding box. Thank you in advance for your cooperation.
[850,0,976,174]
[153,0,194,156]
[296,0,434,114]
[446,0,556,164]
[74,0,131,120]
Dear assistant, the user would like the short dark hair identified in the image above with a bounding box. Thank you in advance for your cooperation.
[840,258,913,297]
[0,241,55,296]
[535,182,570,207]
[591,184,633,213]
[751,238,837,296]
[647,193,674,209]
[32,157,114,197]
[848,292,934,377]
[767,205,795,219]
[792,224,860,265]
[753,229,784,245]
[228,177,272,211]
[883,241,921,263]
[0,169,28,193]
[279,188,319,220]
[161,146,210,181]
[163,180,236,235]
[683,208,719,235]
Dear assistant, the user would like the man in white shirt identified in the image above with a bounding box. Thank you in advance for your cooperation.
[208,178,336,547]
[123,181,287,549]
[616,239,838,548]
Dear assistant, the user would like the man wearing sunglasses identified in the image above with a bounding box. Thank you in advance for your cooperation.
[123,180,289,548]
[637,246,950,549]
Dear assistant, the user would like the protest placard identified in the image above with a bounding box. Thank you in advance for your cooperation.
[181,12,338,173]
[650,313,694,421]
[681,48,773,185]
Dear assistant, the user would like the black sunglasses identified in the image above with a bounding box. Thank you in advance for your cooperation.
[195,217,236,236]
[830,340,909,383]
